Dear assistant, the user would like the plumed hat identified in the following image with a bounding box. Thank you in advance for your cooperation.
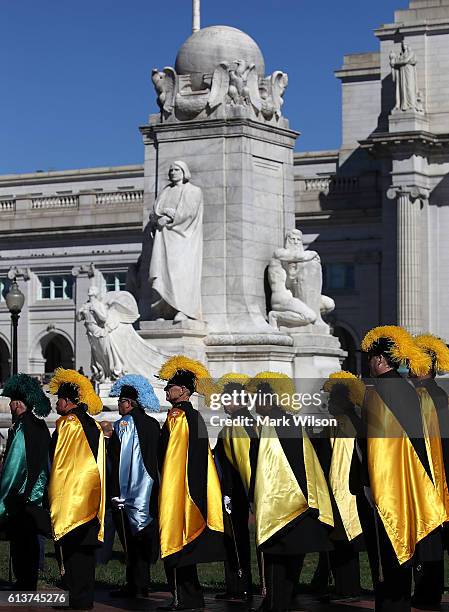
[49,368,103,416]
[109,374,160,412]
[414,334,449,375]
[158,355,212,396]
[361,325,431,376]
[246,371,297,412]
[323,371,366,407]
[216,372,250,394]
[2,373,51,417]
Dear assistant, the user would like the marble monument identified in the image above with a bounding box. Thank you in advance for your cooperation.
[135,2,345,380]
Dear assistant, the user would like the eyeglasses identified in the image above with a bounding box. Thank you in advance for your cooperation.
[118,398,130,404]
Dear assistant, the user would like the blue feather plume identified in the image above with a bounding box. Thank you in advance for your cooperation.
[109,374,160,412]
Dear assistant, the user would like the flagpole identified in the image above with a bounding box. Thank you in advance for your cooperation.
[192,0,200,33]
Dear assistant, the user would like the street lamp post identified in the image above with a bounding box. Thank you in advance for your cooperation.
[5,281,25,375]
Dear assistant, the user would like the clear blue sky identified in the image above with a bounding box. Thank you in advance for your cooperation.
[1,0,409,174]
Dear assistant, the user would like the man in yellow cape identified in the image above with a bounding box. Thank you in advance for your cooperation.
[48,368,105,611]
[410,334,449,610]
[157,355,224,611]
[249,371,333,612]
[357,326,448,612]
[308,371,365,600]
[213,373,256,602]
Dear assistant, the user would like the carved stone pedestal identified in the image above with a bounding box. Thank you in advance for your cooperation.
[291,332,347,394]
[206,342,295,378]
[389,109,429,132]
[139,319,208,364]
[205,329,345,390]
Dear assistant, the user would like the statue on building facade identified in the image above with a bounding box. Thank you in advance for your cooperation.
[77,287,164,381]
[149,161,203,321]
[268,229,335,331]
[390,42,422,113]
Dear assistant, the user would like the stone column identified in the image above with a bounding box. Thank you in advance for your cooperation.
[387,186,428,334]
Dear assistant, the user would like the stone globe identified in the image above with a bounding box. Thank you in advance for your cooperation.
[175,25,265,89]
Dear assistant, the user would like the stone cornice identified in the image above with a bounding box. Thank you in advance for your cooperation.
[0,222,141,240]
[140,118,300,149]
[359,130,449,157]
[334,66,380,82]
[375,18,449,39]
[294,150,339,165]
[0,165,144,188]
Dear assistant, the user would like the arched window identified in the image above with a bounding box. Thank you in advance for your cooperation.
[42,334,74,373]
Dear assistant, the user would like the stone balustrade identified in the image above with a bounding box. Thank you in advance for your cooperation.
[303,176,359,194]
[31,195,79,209]
[304,177,333,192]
[0,199,15,212]
[95,190,144,206]
[0,190,144,214]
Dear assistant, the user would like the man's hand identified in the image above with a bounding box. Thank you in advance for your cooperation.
[111,497,126,510]
[224,495,232,515]
[157,216,171,228]
[164,207,176,220]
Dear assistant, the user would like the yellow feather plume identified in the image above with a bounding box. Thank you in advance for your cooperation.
[361,325,431,376]
[415,334,449,374]
[323,371,366,407]
[158,355,212,396]
[216,372,250,394]
[49,368,103,415]
[246,371,297,412]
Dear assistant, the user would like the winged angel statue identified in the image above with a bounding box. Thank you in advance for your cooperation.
[77,287,166,382]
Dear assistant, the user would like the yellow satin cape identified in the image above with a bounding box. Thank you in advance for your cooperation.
[417,387,449,514]
[366,387,449,564]
[49,414,106,542]
[329,416,362,542]
[222,424,253,494]
[159,408,224,559]
[254,425,333,547]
